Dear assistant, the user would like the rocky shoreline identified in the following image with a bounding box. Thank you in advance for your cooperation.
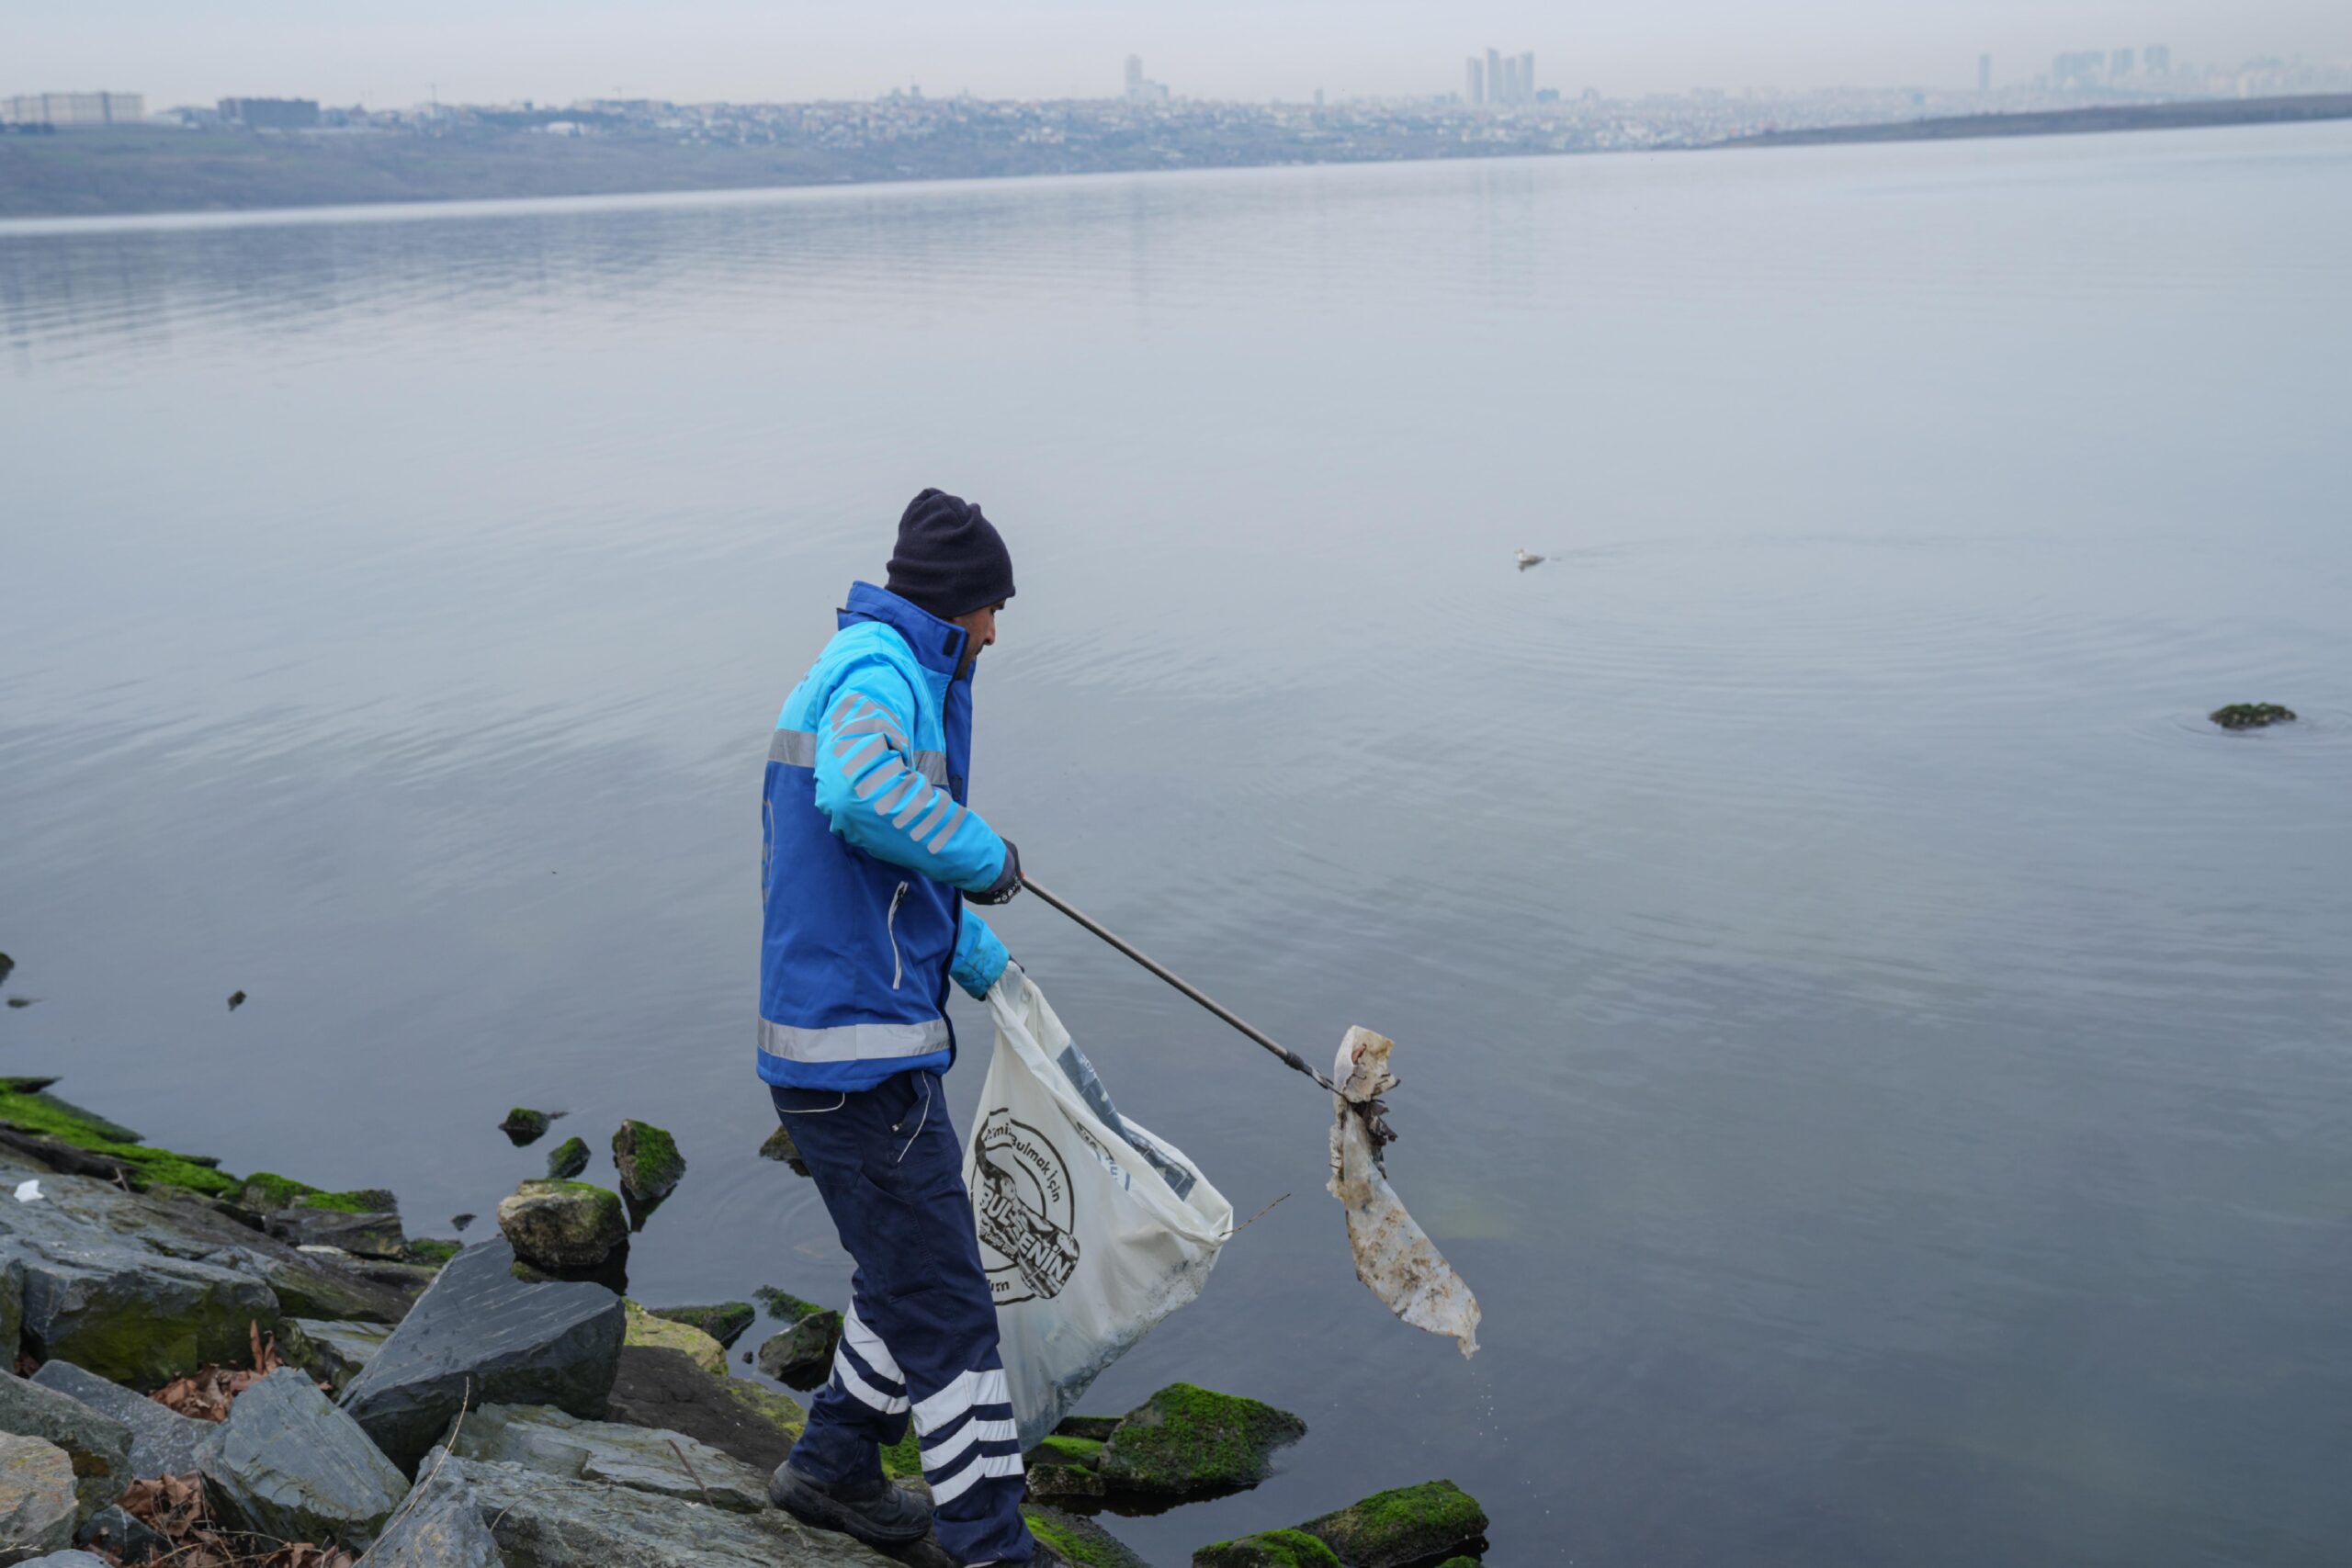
[0,1072,1488,1567]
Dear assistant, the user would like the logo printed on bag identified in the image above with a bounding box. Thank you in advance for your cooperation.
[975,1109,1082,1303]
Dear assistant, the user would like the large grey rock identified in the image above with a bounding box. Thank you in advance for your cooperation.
[267,1204,406,1263]
[0,1163,411,1393]
[17,1552,111,1566]
[0,1433,77,1562]
[752,1314,839,1392]
[28,1361,217,1480]
[450,1404,766,1512]
[199,1368,409,1550]
[338,1239,624,1474]
[0,1375,131,1522]
[282,1318,395,1393]
[422,1448,898,1568]
[357,1475,505,1568]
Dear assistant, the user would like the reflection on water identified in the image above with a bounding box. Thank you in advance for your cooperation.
[4,127,2350,1566]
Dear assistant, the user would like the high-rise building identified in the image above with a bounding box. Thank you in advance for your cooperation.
[1487,49,1504,105]
[1,91,143,127]
[1125,55,1143,96]
[1521,52,1536,103]
[1464,56,1484,106]
[1121,56,1169,103]
[2144,44,2172,76]
[1978,53,1991,93]
[2110,48,2135,78]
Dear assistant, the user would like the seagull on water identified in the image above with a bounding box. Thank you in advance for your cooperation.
[1515,548,1545,570]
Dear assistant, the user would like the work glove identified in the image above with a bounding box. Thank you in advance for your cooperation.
[967,840,1023,906]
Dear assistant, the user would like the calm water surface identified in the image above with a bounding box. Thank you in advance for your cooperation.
[4,125,2349,1565]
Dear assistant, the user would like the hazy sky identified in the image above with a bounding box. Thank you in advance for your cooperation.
[14,0,2349,108]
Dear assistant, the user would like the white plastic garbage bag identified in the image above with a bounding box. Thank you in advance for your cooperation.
[968,967,1235,1450]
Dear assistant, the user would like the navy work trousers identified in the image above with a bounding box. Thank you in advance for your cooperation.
[771,1070,1031,1566]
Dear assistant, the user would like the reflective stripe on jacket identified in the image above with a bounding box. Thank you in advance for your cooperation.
[760,582,1011,1091]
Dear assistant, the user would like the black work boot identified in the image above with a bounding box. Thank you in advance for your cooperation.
[768,1461,934,1546]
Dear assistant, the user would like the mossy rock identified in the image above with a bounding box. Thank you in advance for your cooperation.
[754,1312,841,1391]
[0,1081,238,1198]
[715,1376,808,1444]
[1054,1414,1124,1442]
[752,1285,827,1322]
[1025,1505,1153,1568]
[1031,1434,1104,1468]
[623,1299,727,1374]
[403,1236,461,1268]
[1193,1529,1345,1568]
[237,1171,321,1211]
[1433,1559,1481,1567]
[544,1135,591,1179]
[612,1120,685,1202]
[499,1108,554,1145]
[496,1179,627,1270]
[296,1187,399,1215]
[758,1122,808,1174]
[1095,1382,1306,1495]
[650,1302,756,1349]
[2211,703,2297,729]
[1301,1480,1489,1568]
[1026,1433,1107,1501]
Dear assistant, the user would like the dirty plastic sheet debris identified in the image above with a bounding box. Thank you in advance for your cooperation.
[1329,1028,1482,1357]
[971,968,1235,1450]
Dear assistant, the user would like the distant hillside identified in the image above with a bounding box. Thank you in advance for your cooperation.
[1718,93,2352,149]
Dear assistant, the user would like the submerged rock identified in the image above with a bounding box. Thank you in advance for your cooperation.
[337,1238,624,1474]
[611,1122,684,1206]
[752,1311,841,1393]
[2211,702,2297,729]
[0,1371,134,1520]
[497,1180,627,1272]
[199,1368,410,1550]
[622,1302,725,1375]
[355,1473,504,1568]
[1298,1480,1489,1568]
[451,1404,767,1512]
[756,1125,808,1177]
[281,1317,396,1394]
[542,1138,590,1181]
[0,1433,78,1562]
[1095,1382,1306,1495]
[1193,1529,1343,1568]
[648,1303,754,1351]
[602,1347,801,1473]
[1024,1505,1152,1568]
[421,1446,899,1567]
[28,1360,218,1480]
[499,1110,556,1148]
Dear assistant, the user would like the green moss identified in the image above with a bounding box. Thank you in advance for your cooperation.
[1193,1529,1345,1568]
[545,1135,590,1179]
[717,1377,808,1442]
[1024,1509,1087,1560]
[1022,1506,1152,1568]
[1029,1434,1104,1468]
[880,1427,924,1479]
[1095,1382,1306,1494]
[753,1285,825,1321]
[650,1302,756,1348]
[1434,1559,1482,1567]
[500,1107,553,1144]
[237,1171,320,1210]
[404,1237,461,1267]
[613,1119,685,1197]
[1301,1480,1489,1568]
[2211,703,2297,729]
[0,1083,239,1198]
[298,1187,397,1214]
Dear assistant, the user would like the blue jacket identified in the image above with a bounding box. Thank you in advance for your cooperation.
[759,583,1012,1091]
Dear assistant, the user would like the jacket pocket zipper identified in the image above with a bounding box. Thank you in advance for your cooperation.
[886,882,910,990]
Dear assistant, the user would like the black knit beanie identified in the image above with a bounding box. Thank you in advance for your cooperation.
[885,488,1015,622]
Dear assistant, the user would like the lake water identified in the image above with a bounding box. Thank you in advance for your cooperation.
[4,123,2349,1566]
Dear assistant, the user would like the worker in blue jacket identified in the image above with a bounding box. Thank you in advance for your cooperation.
[760,488,1053,1566]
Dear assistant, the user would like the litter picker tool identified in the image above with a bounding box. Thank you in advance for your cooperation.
[1023,878,1483,1357]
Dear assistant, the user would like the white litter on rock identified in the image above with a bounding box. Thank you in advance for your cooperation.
[1329,1027,1481,1357]
[12,1179,41,1202]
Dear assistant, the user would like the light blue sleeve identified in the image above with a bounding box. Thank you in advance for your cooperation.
[809,661,1010,893]
[951,907,1010,999]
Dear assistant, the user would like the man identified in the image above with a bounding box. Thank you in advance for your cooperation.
[759,487,1055,1567]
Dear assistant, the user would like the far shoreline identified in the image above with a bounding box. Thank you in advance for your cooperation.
[1,92,2346,231]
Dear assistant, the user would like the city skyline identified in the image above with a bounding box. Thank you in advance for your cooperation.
[10,0,2351,112]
